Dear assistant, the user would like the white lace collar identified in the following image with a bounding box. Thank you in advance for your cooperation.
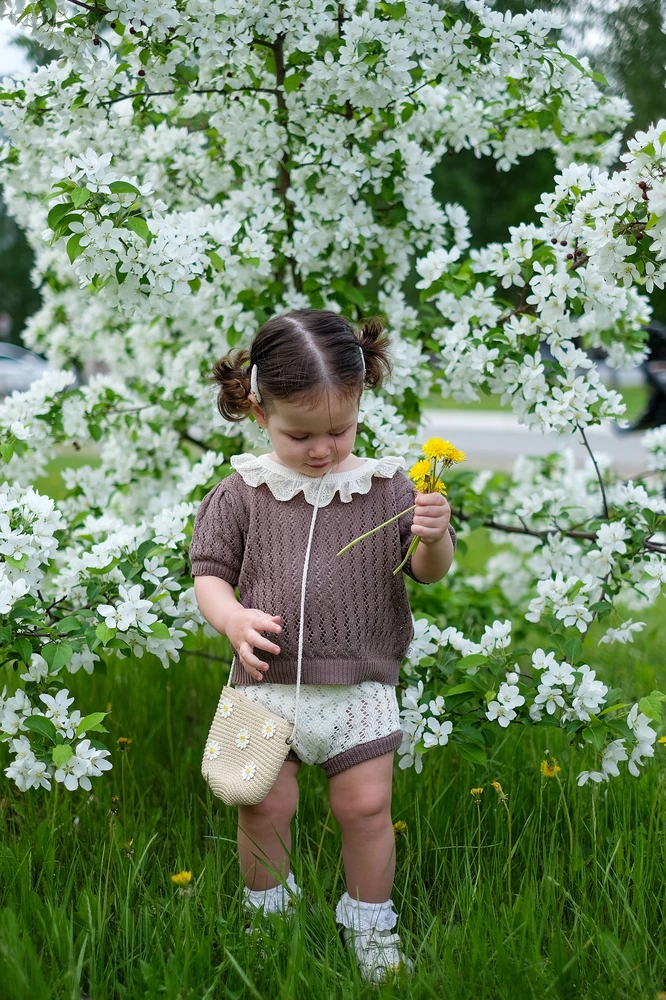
[229,452,407,506]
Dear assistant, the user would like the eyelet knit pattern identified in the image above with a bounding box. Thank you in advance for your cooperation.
[189,453,457,687]
[239,680,401,765]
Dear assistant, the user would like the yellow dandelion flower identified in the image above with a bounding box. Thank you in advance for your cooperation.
[540,759,561,778]
[393,820,408,836]
[491,780,503,794]
[470,787,484,797]
[171,870,192,886]
[658,736,666,745]
[409,458,431,481]
[421,437,466,464]
[116,737,133,752]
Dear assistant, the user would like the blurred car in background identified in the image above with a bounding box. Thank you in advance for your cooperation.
[0,342,50,397]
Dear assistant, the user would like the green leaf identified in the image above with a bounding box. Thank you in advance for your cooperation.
[14,637,33,664]
[447,682,479,698]
[71,187,91,208]
[207,251,224,272]
[564,637,583,664]
[458,744,487,765]
[95,623,116,644]
[89,423,103,442]
[453,724,486,746]
[149,622,171,639]
[23,715,57,742]
[124,215,152,245]
[582,725,606,751]
[560,51,587,77]
[638,690,665,723]
[457,654,487,672]
[52,744,73,766]
[66,233,85,263]
[379,1,406,18]
[41,642,73,674]
[47,201,75,230]
[591,71,608,86]
[56,616,82,634]
[283,71,303,93]
[75,711,109,737]
[109,180,140,195]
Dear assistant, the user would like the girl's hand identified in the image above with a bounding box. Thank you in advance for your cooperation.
[411,492,451,545]
[226,608,282,682]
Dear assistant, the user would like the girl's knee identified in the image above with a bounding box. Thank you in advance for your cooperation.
[330,784,392,828]
[239,765,299,827]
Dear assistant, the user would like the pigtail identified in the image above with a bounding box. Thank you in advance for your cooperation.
[207,348,253,422]
[356,315,393,390]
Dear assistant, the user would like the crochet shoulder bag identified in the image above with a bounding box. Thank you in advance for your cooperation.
[201,466,330,806]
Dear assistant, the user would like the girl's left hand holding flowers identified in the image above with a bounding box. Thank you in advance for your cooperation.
[336,437,465,575]
[411,491,452,545]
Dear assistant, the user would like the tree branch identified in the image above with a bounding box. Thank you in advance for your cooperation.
[452,509,666,554]
[577,423,609,519]
[100,86,277,107]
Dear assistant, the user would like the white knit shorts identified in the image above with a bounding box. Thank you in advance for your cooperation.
[235,681,404,777]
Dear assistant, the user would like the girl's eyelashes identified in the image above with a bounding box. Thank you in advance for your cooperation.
[288,429,349,441]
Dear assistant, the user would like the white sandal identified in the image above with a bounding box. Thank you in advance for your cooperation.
[342,926,413,982]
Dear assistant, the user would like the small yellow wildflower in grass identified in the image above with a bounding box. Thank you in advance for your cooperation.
[116,737,133,752]
[393,820,408,836]
[658,736,666,745]
[470,787,484,797]
[171,870,192,886]
[336,436,465,575]
[541,759,561,778]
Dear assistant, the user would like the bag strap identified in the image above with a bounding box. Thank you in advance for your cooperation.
[227,466,332,744]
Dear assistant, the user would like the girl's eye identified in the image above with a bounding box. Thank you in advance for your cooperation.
[289,429,348,440]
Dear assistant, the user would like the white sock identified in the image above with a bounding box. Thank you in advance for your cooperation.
[334,891,398,933]
[243,870,301,915]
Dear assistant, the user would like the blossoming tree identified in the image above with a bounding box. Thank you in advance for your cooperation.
[0,0,665,793]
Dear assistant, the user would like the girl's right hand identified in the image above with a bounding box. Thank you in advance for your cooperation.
[226,609,282,682]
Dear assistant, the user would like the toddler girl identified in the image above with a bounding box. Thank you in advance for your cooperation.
[189,309,455,982]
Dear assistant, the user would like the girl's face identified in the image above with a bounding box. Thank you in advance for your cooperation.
[250,391,360,477]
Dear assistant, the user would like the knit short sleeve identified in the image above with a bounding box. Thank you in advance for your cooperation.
[189,478,245,586]
[394,470,457,585]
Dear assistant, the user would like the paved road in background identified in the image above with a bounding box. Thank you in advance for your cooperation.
[417,409,650,477]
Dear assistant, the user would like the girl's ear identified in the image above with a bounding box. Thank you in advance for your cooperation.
[248,395,266,425]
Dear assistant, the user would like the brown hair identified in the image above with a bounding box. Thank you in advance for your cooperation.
[209,309,393,422]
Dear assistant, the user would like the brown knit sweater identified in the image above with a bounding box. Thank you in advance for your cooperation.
[189,453,456,687]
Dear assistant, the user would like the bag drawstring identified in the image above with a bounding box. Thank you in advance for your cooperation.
[227,467,331,747]
[288,467,331,744]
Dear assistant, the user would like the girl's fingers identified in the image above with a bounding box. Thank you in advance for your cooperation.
[250,628,281,655]
[239,641,269,679]
[256,613,282,633]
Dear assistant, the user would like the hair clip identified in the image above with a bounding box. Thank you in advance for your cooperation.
[250,363,262,403]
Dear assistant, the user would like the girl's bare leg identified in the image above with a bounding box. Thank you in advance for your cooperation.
[237,759,301,890]
[328,752,396,901]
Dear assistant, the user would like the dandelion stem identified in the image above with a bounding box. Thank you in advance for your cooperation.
[393,533,420,575]
[336,504,416,556]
